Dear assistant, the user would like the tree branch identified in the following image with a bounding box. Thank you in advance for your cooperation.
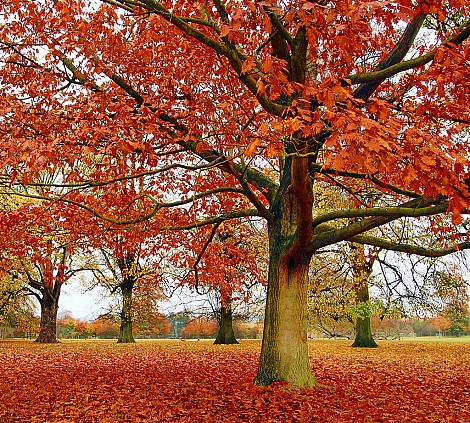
[311,196,448,250]
[166,208,260,230]
[100,0,286,116]
[347,19,470,86]
[262,4,294,50]
[192,222,222,295]
[310,164,421,198]
[353,13,426,99]
[351,234,470,257]
[311,201,449,229]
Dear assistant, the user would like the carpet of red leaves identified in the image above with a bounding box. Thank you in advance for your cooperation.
[0,339,469,422]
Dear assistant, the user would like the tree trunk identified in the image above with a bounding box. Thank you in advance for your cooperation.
[214,291,238,344]
[352,283,378,347]
[36,291,59,343]
[254,156,316,388]
[350,243,378,348]
[118,281,135,343]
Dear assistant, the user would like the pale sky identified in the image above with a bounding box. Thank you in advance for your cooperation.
[58,283,109,321]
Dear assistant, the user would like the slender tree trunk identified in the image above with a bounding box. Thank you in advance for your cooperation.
[36,290,59,343]
[350,243,378,348]
[118,281,135,343]
[214,290,238,344]
[352,282,378,347]
[254,156,316,388]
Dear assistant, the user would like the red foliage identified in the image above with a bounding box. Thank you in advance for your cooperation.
[0,340,469,423]
[181,317,218,339]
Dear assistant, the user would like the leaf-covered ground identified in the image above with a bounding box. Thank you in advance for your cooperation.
[1,339,469,422]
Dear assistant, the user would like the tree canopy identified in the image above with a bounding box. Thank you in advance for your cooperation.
[1,0,470,387]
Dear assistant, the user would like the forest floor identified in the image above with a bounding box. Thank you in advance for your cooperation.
[0,339,469,422]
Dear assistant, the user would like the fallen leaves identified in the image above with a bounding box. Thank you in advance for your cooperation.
[0,339,469,422]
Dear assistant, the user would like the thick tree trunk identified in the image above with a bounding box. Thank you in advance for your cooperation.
[254,156,316,388]
[214,291,238,344]
[352,283,378,347]
[255,249,315,387]
[36,292,59,343]
[118,281,135,343]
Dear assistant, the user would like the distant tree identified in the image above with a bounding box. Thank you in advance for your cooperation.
[429,316,452,335]
[349,243,378,348]
[90,316,120,339]
[86,239,164,343]
[409,318,439,337]
[15,243,84,343]
[182,316,217,339]
[132,293,171,338]
[167,311,191,339]
[178,221,266,345]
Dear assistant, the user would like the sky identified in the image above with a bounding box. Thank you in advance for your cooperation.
[58,283,109,321]
[56,280,211,321]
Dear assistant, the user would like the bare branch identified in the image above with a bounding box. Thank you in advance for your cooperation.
[192,223,222,295]
[311,196,448,250]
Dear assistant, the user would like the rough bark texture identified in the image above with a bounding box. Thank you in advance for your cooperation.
[254,156,316,388]
[35,289,59,343]
[255,249,315,387]
[214,292,238,344]
[118,280,135,343]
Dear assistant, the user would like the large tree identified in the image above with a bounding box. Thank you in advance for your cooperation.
[1,1,470,386]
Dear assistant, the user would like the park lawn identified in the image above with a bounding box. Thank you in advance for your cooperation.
[0,339,469,423]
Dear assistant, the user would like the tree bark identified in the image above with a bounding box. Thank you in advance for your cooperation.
[352,283,378,348]
[254,156,316,388]
[214,290,238,344]
[118,280,135,343]
[350,244,378,348]
[35,288,59,343]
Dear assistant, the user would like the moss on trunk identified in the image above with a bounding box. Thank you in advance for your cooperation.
[255,155,316,388]
[352,283,378,348]
[350,244,378,348]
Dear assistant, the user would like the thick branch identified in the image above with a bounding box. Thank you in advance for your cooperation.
[100,0,285,116]
[263,4,294,50]
[178,138,279,205]
[311,201,449,229]
[350,234,470,257]
[192,223,221,295]
[311,196,447,250]
[310,164,421,198]
[353,13,426,99]
[348,19,470,86]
